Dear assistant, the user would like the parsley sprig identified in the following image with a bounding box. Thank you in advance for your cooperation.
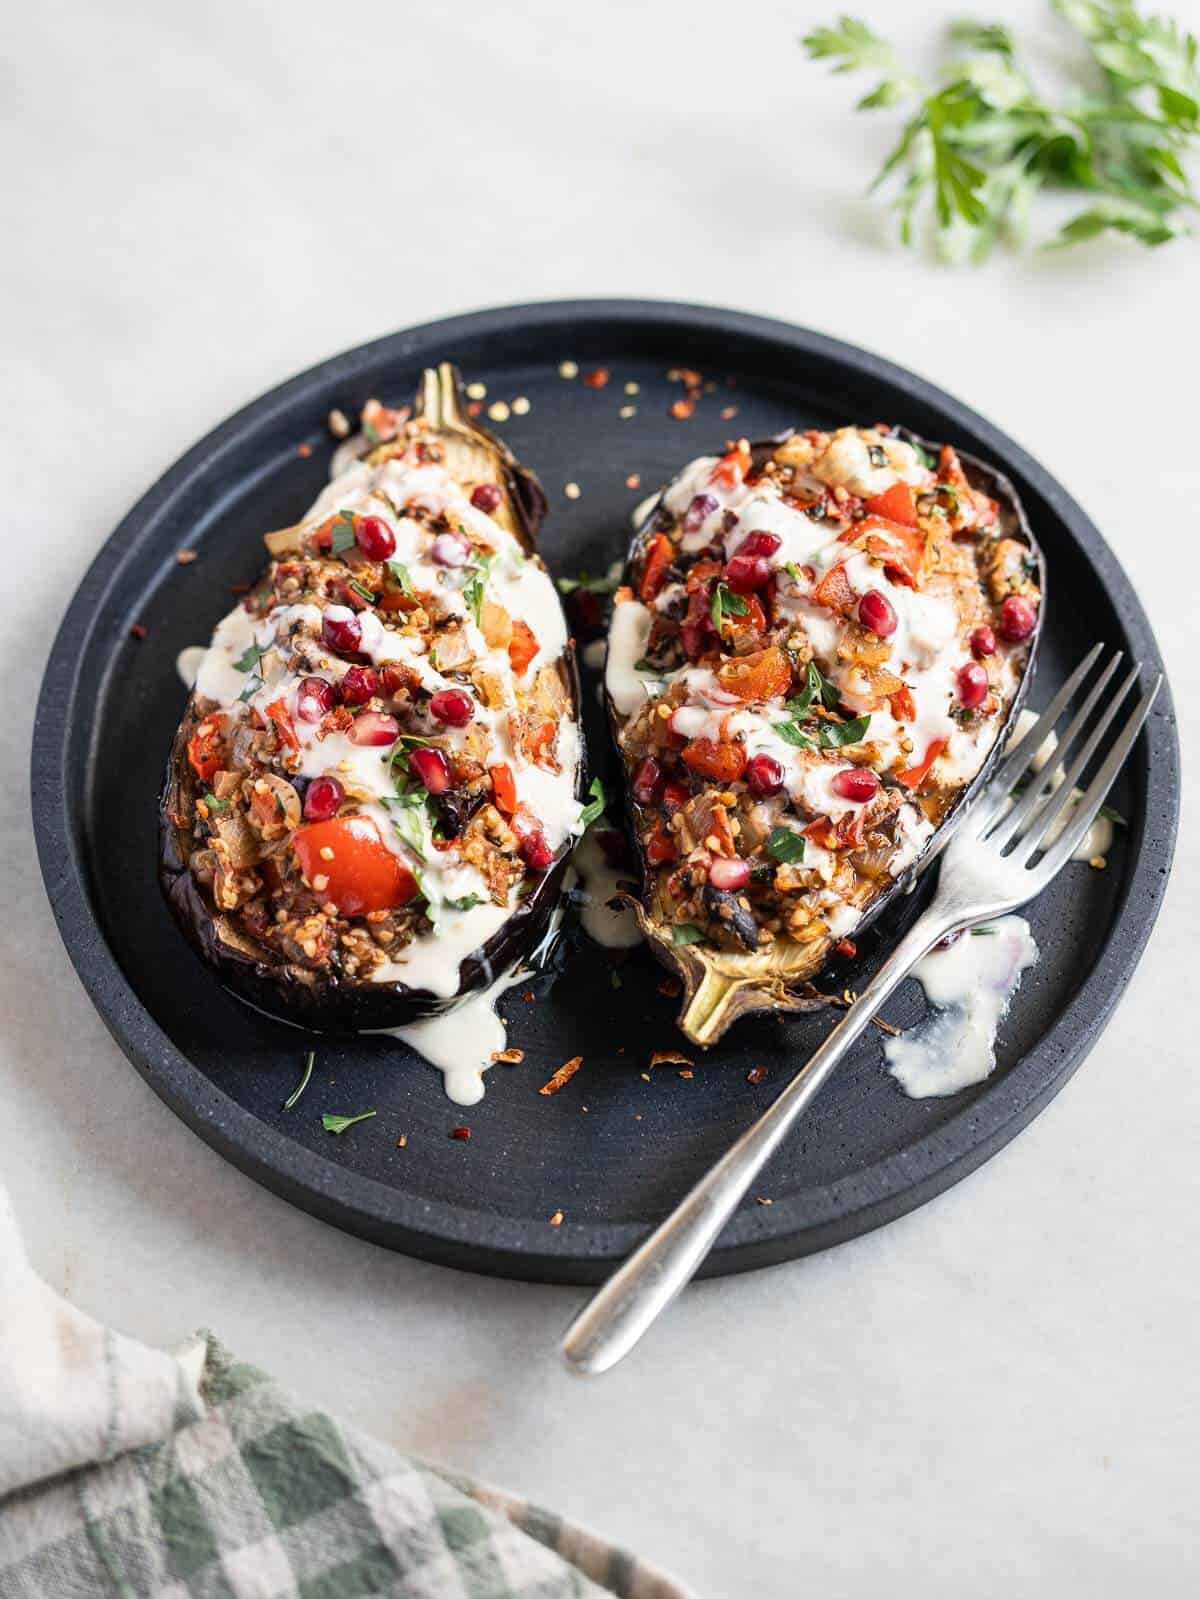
[804,3,1200,258]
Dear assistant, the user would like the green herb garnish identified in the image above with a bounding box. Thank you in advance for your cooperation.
[787,661,842,721]
[579,777,606,828]
[710,583,750,630]
[672,923,707,946]
[803,4,1200,259]
[347,579,377,603]
[383,792,429,858]
[767,827,807,864]
[329,510,358,555]
[463,554,495,626]
[443,893,486,912]
[238,675,263,703]
[283,1051,314,1111]
[818,714,872,749]
[233,640,268,673]
[322,1110,376,1135]
[386,560,414,595]
[200,790,228,812]
[970,927,998,936]
[557,569,622,596]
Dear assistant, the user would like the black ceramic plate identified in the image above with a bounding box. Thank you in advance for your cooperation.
[32,301,1179,1283]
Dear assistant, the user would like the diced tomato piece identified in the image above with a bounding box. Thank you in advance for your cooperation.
[938,445,971,493]
[813,563,857,616]
[853,516,927,588]
[710,442,751,489]
[292,815,418,915]
[507,619,539,675]
[889,685,916,723]
[681,738,747,783]
[187,713,227,783]
[489,763,517,815]
[639,533,675,602]
[645,818,677,865]
[266,698,299,753]
[661,781,690,813]
[897,737,948,790]
[716,646,791,704]
[864,481,917,526]
[803,816,840,850]
[727,593,767,636]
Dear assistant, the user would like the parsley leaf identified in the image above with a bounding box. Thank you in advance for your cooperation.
[200,790,228,812]
[348,578,376,603]
[386,559,414,595]
[238,675,263,703]
[579,777,606,828]
[804,3,1200,259]
[233,640,268,673]
[283,1051,314,1112]
[767,827,807,864]
[710,583,750,630]
[322,1110,376,1135]
[672,923,707,946]
[383,792,430,858]
[444,893,486,912]
[463,554,495,626]
[329,510,358,555]
[818,714,873,748]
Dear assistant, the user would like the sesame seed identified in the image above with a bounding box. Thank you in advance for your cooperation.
[312,874,329,892]
[619,405,637,420]
[327,408,351,438]
[487,401,510,422]
[319,846,335,861]
[564,482,582,500]
[558,360,579,380]
[397,1133,408,1147]
[625,473,641,490]
[466,381,487,400]
[549,1210,564,1226]
[624,381,640,395]
[511,396,531,415]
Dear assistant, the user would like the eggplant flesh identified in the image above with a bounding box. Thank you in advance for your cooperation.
[160,364,586,1031]
[607,424,1044,1047]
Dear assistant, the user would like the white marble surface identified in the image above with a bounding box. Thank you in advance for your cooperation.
[4,2,1197,1594]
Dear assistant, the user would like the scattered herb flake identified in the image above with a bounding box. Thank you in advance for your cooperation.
[579,777,606,828]
[710,582,750,630]
[329,510,358,555]
[347,578,376,603]
[283,1051,314,1111]
[767,827,807,864]
[322,1110,376,1135]
[818,714,872,749]
[232,640,268,674]
[386,559,414,595]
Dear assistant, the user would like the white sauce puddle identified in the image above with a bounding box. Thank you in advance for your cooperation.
[572,823,642,950]
[884,917,1038,1098]
[176,645,206,690]
[378,967,528,1107]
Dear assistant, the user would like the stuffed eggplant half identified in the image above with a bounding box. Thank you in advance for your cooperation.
[161,365,585,1030]
[606,424,1043,1046]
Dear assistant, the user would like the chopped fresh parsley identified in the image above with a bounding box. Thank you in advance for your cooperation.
[777,721,818,750]
[787,661,841,721]
[232,640,269,674]
[386,559,414,595]
[347,578,376,603]
[817,714,872,749]
[200,790,228,812]
[329,510,358,555]
[238,675,263,703]
[322,1110,377,1135]
[463,554,495,626]
[443,893,486,912]
[383,792,429,858]
[579,777,606,828]
[767,827,807,864]
[784,561,807,585]
[672,923,707,946]
[283,1051,315,1112]
[710,582,749,630]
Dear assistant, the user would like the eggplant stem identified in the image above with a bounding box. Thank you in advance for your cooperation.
[415,362,469,434]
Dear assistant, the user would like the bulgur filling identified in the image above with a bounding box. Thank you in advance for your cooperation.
[170,408,584,1002]
[607,425,1040,957]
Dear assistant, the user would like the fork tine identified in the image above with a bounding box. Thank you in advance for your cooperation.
[985,650,1122,850]
[987,642,1105,799]
[1006,660,1141,864]
[1031,675,1161,879]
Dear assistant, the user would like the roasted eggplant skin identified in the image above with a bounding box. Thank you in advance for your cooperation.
[159,365,585,1033]
[607,427,1045,1046]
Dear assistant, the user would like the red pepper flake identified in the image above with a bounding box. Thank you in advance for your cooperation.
[129,622,147,640]
[747,1066,768,1085]
[679,1069,694,1080]
[756,1196,773,1206]
[175,549,198,565]
[539,1056,584,1096]
[720,405,739,421]
[297,443,313,458]
[656,977,682,1000]
[397,1134,408,1148]
[491,1048,524,1065]
[467,400,483,417]
[835,938,858,959]
[583,367,610,389]
[523,991,536,1004]
[650,1049,693,1070]
[450,1126,471,1141]
[625,473,642,490]
[670,398,695,421]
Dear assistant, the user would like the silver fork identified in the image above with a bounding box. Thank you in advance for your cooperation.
[562,647,1161,1376]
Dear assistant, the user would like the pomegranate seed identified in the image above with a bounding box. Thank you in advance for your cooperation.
[632,755,663,805]
[340,664,378,705]
[429,688,474,726]
[708,856,750,891]
[302,775,344,821]
[519,831,554,870]
[296,676,336,722]
[682,493,718,535]
[321,606,363,655]
[999,595,1037,642]
[970,624,997,659]
[737,530,781,558]
[354,514,395,560]
[470,483,503,513]
[450,1126,471,1141]
[409,746,451,794]
[431,531,471,567]
[725,554,772,593]
[378,665,409,696]
[350,711,400,746]
[745,752,784,797]
[957,661,989,709]
[832,767,880,803]
[858,589,898,637]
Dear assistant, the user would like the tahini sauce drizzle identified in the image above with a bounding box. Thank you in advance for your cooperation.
[885,917,1039,1097]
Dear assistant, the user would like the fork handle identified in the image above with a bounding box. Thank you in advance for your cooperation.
[561,904,953,1375]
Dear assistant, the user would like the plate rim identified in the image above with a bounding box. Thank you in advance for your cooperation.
[31,297,1181,1283]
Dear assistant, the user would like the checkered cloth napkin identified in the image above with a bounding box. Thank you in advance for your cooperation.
[0,1189,689,1599]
